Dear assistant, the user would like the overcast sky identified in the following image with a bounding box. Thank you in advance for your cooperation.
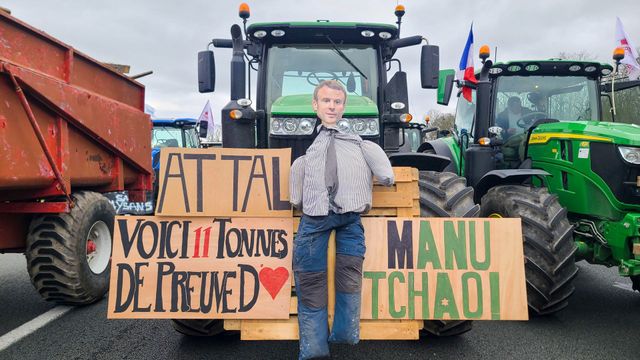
[3,0,639,121]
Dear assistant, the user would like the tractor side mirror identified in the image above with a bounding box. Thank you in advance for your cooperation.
[199,120,208,138]
[198,50,216,93]
[437,69,455,105]
[384,71,409,116]
[420,45,439,89]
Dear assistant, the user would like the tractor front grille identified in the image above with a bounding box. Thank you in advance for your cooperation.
[590,142,640,206]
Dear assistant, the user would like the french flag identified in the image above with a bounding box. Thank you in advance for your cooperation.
[457,24,477,102]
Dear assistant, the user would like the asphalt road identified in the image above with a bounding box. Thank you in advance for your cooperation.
[2,253,640,360]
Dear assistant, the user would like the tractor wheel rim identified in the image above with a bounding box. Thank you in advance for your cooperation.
[86,220,111,274]
[488,213,503,218]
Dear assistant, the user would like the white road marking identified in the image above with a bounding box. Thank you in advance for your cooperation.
[613,281,635,293]
[0,306,72,352]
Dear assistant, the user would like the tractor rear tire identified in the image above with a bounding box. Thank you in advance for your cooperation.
[26,191,115,305]
[171,319,226,336]
[480,185,577,315]
[630,276,640,292]
[419,171,480,337]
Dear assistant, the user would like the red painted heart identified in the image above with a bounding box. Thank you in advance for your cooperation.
[259,267,289,300]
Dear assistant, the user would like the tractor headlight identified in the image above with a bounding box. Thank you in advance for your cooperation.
[270,117,315,136]
[337,119,351,133]
[342,118,379,136]
[269,117,379,136]
[618,146,640,165]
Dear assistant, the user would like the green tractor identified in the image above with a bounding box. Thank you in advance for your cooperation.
[180,4,480,337]
[431,48,640,315]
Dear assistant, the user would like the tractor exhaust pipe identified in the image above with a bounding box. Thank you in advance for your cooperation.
[230,24,246,100]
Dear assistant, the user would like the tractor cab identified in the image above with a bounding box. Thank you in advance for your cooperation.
[197,4,444,170]
[151,118,200,173]
[444,60,612,171]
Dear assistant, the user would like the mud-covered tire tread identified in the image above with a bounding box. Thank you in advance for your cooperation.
[419,171,478,337]
[171,319,226,336]
[421,319,474,337]
[26,191,115,305]
[480,185,577,316]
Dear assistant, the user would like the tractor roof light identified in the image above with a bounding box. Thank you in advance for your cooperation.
[507,65,522,72]
[525,64,540,72]
[271,29,285,37]
[391,102,406,110]
[239,3,250,19]
[253,30,267,38]
[394,4,406,17]
[613,47,625,62]
[361,30,375,38]
[479,45,490,62]
[569,64,581,72]
[379,31,392,39]
[237,98,252,107]
[619,146,640,165]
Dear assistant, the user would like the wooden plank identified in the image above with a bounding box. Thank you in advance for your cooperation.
[372,190,413,208]
[366,208,398,216]
[239,318,421,340]
[396,181,419,199]
[241,318,299,340]
[390,167,415,182]
[359,320,421,340]
[396,207,414,217]
[224,319,241,331]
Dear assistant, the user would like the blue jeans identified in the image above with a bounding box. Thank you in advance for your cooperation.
[293,212,365,360]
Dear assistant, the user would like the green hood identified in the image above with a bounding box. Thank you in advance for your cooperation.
[270,94,379,117]
[533,121,640,146]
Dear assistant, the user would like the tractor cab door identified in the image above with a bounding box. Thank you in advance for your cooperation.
[601,79,640,125]
[454,90,475,153]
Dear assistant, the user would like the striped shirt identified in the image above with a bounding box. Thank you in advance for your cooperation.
[290,125,394,216]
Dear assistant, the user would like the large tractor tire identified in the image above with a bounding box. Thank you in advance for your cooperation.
[419,171,480,337]
[630,276,640,292]
[171,319,226,337]
[26,191,115,305]
[480,185,577,315]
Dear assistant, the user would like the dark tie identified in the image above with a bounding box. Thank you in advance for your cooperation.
[325,129,339,209]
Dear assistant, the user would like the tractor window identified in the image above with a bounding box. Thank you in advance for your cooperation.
[152,127,200,148]
[455,90,475,140]
[602,83,640,125]
[183,127,200,148]
[152,127,184,148]
[494,76,599,133]
[265,44,378,113]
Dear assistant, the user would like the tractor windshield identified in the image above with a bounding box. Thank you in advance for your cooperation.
[493,75,600,137]
[265,44,379,114]
[151,126,199,148]
[492,75,599,169]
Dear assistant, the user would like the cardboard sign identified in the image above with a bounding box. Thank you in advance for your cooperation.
[107,216,294,319]
[360,217,528,320]
[155,148,291,217]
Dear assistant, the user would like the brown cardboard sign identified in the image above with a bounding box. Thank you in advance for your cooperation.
[155,148,292,217]
[360,217,528,320]
[107,216,294,319]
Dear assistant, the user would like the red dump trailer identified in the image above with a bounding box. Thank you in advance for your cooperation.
[0,11,152,304]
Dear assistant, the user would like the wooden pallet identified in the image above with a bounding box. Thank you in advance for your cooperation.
[225,167,423,340]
